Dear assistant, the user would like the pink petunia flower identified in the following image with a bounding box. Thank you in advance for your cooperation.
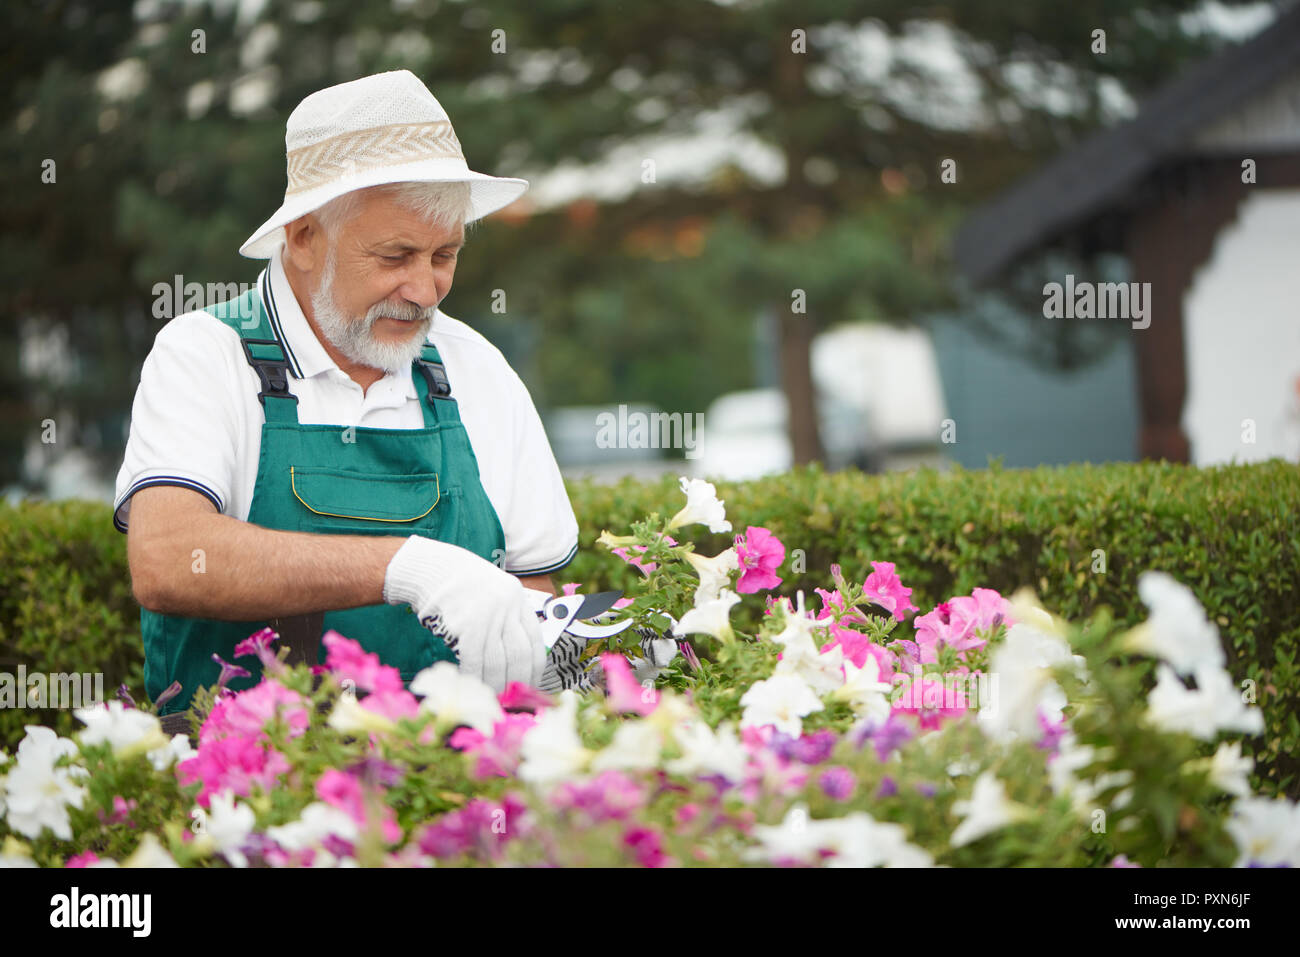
[820,624,897,680]
[200,679,311,747]
[553,771,648,825]
[735,526,785,593]
[357,688,420,724]
[447,712,538,779]
[177,734,291,808]
[498,682,553,713]
[316,768,402,845]
[323,631,405,695]
[624,825,671,868]
[890,675,969,731]
[600,652,658,715]
[610,536,677,577]
[418,794,528,862]
[861,562,919,621]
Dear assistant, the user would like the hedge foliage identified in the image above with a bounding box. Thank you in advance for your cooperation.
[2,460,1297,795]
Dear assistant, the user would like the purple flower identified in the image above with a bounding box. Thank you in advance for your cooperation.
[769,729,836,765]
[819,766,856,801]
[210,654,251,691]
[915,782,937,798]
[856,714,914,762]
[1037,709,1068,755]
[877,776,898,799]
[116,684,137,709]
[154,681,183,710]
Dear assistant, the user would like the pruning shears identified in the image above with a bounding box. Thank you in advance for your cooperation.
[524,589,635,651]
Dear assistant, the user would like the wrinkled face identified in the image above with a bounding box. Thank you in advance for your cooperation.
[308,190,464,373]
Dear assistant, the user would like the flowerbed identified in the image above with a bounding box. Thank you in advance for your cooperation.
[1,478,1297,868]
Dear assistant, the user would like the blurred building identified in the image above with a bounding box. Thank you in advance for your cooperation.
[954,4,1300,466]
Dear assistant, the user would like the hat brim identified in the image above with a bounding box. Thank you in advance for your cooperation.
[239,159,529,259]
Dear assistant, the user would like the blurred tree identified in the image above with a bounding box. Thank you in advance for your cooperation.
[0,0,1265,488]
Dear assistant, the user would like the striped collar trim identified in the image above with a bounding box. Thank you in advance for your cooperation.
[258,266,303,379]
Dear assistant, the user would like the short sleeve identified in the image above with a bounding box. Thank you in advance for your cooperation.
[497,366,579,575]
[112,314,243,532]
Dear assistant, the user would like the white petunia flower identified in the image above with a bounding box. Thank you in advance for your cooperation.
[744,803,834,863]
[591,720,665,772]
[1226,796,1300,867]
[206,791,257,868]
[266,802,359,852]
[665,719,748,783]
[667,477,732,533]
[769,592,828,649]
[3,726,88,841]
[148,733,196,772]
[410,661,504,735]
[739,672,824,737]
[75,701,169,758]
[950,771,1031,848]
[683,547,739,604]
[773,635,844,697]
[1205,741,1255,798]
[518,691,591,785]
[673,589,740,643]
[1126,571,1226,676]
[976,622,1081,744]
[746,803,933,867]
[832,656,893,721]
[123,832,179,868]
[828,814,935,868]
[328,693,398,736]
[1145,664,1264,741]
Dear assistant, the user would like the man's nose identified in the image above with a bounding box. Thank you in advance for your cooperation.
[397,259,445,310]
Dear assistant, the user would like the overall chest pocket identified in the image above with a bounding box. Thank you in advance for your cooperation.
[289,466,442,526]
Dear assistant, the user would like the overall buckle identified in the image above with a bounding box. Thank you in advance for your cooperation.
[416,358,453,405]
[240,337,297,407]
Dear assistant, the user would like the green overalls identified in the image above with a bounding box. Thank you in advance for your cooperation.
[141,287,506,715]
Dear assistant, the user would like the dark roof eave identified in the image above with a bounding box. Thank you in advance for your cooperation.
[954,3,1300,285]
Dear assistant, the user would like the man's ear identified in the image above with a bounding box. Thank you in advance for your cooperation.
[283,214,324,272]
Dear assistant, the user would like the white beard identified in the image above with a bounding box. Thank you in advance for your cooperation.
[309,246,436,374]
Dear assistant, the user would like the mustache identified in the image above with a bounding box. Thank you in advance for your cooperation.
[364,299,436,324]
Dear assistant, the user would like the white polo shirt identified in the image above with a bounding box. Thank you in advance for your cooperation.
[113,247,579,577]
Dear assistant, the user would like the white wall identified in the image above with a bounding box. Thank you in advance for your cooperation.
[1182,189,1300,465]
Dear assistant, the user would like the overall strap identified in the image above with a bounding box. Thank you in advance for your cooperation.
[204,284,299,425]
[414,342,457,424]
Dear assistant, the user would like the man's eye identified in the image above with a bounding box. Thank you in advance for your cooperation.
[381,254,406,264]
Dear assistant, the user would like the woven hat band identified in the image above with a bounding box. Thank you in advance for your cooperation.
[285,119,465,195]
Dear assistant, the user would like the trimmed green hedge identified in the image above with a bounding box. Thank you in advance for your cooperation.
[3,461,1298,795]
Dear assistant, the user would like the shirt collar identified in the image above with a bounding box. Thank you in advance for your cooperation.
[263,247,421,400]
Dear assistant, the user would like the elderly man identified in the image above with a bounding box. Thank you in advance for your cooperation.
[113,71,578,718]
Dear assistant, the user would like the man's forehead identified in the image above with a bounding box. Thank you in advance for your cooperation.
[370,231,466,250]
[351,190,464,247]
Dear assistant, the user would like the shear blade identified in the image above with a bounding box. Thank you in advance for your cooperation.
[573,590,624,620]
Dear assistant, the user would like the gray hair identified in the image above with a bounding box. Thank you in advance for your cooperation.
[312,180,473,239]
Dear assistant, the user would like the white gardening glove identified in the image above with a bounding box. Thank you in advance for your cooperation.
[383,535,545,693]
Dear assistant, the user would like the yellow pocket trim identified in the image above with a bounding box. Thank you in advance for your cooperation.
[289,466,440,522]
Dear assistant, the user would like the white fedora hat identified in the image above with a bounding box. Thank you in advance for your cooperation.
[239,70,529,259]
